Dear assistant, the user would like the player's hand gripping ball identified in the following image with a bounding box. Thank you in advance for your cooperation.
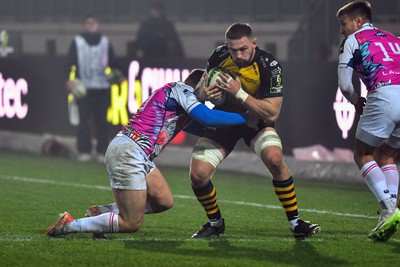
[206,66,232,106]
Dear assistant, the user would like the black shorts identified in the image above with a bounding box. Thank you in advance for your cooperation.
[202,121,275,152]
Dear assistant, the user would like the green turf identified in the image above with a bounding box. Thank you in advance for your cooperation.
[0,151,399,267]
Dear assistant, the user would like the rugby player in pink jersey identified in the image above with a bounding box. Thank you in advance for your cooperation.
[337,0,400,241]
[46,69,255,238]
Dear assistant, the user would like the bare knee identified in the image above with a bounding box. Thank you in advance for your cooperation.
[162,195,174,210]
[120,217,144,233]
[261,149,287,178]
[374,143,398,165]
[151,195,174,213]
[190,162,213,188]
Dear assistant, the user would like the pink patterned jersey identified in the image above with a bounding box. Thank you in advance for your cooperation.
[120,81,200,160]
[338,24,400,92]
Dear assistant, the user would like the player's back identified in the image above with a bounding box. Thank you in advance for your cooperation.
[354,28,400,90]
[121,82,194,160]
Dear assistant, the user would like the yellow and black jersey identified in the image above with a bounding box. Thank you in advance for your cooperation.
[206,45,283,112]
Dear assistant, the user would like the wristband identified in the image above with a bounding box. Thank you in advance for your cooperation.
[235,87,249,103]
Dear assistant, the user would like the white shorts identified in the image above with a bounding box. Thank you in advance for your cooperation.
[105,134,156,190]
[356,86,400,148]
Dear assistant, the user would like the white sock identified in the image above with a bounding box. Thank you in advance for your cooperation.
[103,201,153,214]
[361,161,392,210]
[210,218,223,227]
[65,213,119,234]
[381,164,399,201]
[290,218,300,230]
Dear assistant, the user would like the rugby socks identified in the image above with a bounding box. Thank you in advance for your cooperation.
[65,213,119,233]
[381,164,399,202]
[192,180,222,225]
[96,202,153,214]
[273,176,299,226]
[361,161,394,210]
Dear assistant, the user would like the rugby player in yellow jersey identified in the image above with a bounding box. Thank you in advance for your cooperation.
[190,22,321,240]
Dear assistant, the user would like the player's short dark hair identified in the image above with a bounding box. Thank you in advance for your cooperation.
[337,1,372,21]
[184,69,205,88]
[225,23,253,40]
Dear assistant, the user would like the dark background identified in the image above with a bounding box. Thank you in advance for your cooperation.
[0,56,357,154]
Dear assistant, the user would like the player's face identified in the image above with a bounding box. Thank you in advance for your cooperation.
[226,36,257,67]
[338,14,361,37]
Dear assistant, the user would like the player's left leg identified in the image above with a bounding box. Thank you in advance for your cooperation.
[86,166,174,217]
[46,189,147,237]
[251,128,320,240]
[375,142,399,208]
[145,166,174,213]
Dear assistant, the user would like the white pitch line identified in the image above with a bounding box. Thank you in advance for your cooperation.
[0,174,376,220]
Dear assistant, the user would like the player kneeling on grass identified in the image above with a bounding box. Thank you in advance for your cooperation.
[46,69,256,237]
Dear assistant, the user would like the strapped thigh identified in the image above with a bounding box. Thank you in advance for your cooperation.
[253,130,282,157]
[191,138,225,168]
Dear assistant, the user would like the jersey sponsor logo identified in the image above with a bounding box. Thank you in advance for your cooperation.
[260,56,268,68]
[271,67,282,76]
[376,80,392,88]
[270,60,278,67]
[375,31,387,37]
[270,74,283,93]
[245,77,258,85]
[382,70,400,75]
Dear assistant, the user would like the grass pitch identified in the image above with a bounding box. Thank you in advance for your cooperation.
[1,151,399,267]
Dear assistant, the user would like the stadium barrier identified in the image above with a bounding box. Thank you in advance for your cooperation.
[0,130,362,184]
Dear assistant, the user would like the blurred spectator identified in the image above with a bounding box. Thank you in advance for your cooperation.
[65,13,117,162]
[135,2,185,58]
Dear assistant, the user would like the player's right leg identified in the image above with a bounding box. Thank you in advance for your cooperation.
[190,137,228,238]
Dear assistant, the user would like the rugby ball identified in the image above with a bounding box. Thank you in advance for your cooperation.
[72,79,87,99]
[207,67,230,106]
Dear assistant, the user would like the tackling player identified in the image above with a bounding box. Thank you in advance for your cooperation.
[189,23,320,240]
[46,69,254,237]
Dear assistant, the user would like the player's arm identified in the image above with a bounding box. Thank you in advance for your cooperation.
[241,94,282,122]
[338,67,358,104]
[188,104,247,127]
[338,67,366,115]
[218,73,282,122]
[337,37,366,115]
